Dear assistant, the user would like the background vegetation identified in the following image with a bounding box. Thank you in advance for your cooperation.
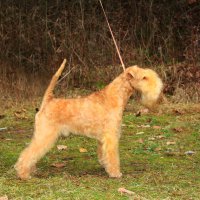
[0,0,200,101]
[0,1,200,199]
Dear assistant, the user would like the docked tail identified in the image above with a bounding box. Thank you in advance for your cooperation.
[40,59,67,108]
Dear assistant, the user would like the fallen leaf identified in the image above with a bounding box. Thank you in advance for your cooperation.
[148,135,165,141]
[185,151,195,155]
[152,125,161,129]
[146,118,152,123]
[57,145,68,150]
[166,141,176,145]
[172,127,183,132]
[173,109,185,115]
[118,188,147,199]
[156,135,165,139]
[155,147,162,152]
[5,138,12,141]
[148,137,156,141]
[118,187,135,195]
[51,163,66,168]
[79,148,88,153]
[137,124,150,128]
[136,131,144,135]
[0,127,7,131]
[137,138,144,144]
[140,108,149,114]
[0,195,8,200]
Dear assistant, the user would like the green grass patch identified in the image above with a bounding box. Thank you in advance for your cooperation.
[0,102,200,199]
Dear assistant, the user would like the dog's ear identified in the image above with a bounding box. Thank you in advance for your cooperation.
[126,71,134,80]
[125,65,138,80]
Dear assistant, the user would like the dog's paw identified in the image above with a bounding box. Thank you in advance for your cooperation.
[17,171,32,180]
[108,172,122,178]
[14,164,32,180]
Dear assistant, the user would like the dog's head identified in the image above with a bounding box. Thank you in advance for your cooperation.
[125,65,163,108]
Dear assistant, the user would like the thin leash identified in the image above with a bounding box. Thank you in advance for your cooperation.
[99,0,126,71]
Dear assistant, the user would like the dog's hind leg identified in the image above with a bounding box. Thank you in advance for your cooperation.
[15,124,59,180]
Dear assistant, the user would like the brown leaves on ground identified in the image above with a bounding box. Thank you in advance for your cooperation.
[136,132,144,135]
[118,187,135,195]
[136,138,144,144]
[156,135,165,139]
[79,148,88,153]
[137,124,150,128]
[172,127,184,133]
[138,124,163,129]
[148,135,165,141]
[0,127,7,131]
[51,163,66,168]
[184,151,195,155]
[57,145,68,150]
[166,141,176,145]
[118,187,147,199]
[173,109,185,115]
[152,125,161,130]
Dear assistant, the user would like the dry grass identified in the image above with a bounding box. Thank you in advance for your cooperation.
[0,62,47,100]
[0,1,199,102]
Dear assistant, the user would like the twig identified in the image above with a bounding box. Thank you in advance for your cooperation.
[57,67,75,84]
[99,0,125,71]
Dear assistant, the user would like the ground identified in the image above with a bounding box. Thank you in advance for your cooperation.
[0,97,200,200]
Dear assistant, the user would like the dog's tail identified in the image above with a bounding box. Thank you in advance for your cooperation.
[40,59,67,108]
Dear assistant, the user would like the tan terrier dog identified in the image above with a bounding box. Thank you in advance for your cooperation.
[15,59,163,180]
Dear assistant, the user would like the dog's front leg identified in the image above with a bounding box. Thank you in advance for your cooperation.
[97,141,105,167]
[101,134,122,178]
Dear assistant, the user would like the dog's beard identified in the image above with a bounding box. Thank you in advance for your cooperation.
[141,95,156,108]
[141,92,160,109]
[141,78,163,109]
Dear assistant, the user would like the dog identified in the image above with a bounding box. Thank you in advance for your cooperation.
[15,59,163,180]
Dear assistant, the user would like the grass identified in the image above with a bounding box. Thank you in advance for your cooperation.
[0,99,200,200]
